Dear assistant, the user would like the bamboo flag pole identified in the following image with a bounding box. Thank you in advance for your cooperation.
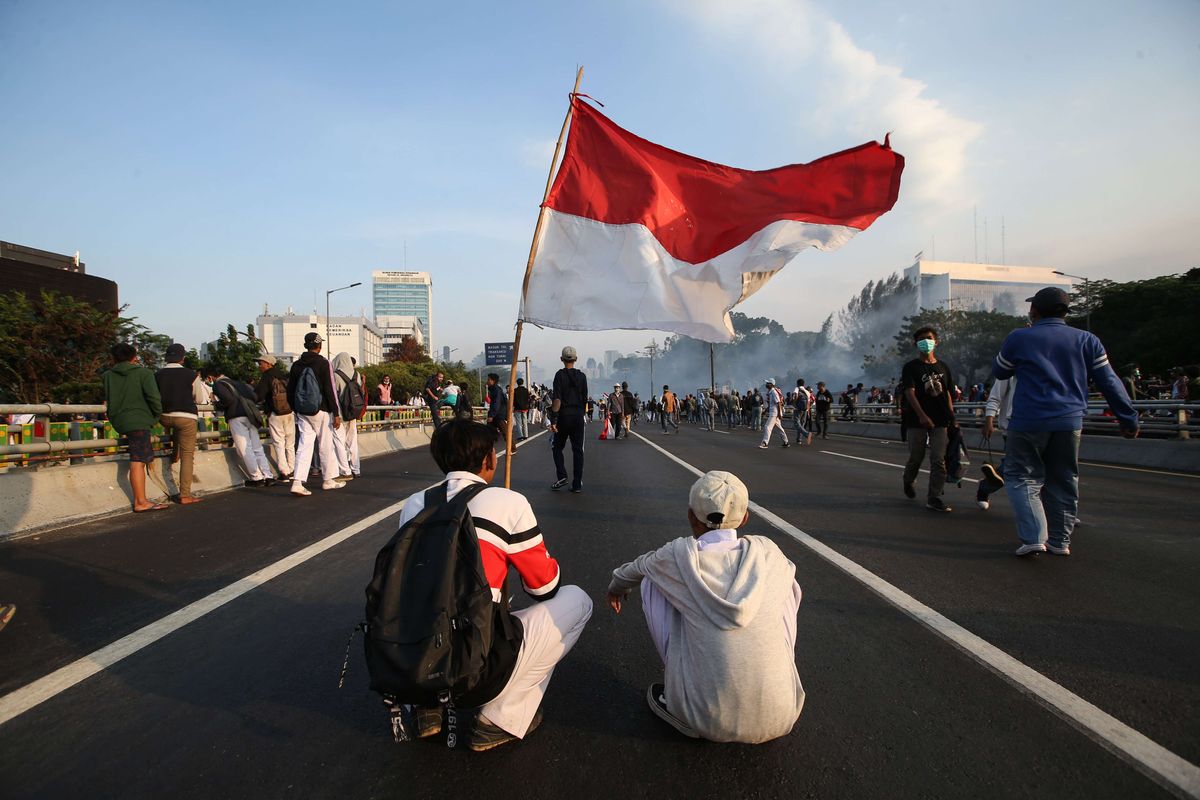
[503,66,584,488]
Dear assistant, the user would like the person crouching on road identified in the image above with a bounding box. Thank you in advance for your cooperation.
[606,470,804,743]
[396,420,592,751]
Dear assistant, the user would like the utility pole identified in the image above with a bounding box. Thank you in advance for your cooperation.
[643,339,658,398]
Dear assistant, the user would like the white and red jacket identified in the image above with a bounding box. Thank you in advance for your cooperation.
[395,471,561,603]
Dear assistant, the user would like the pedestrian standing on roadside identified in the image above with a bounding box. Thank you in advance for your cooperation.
[155,342,206,504]
[105,343,168,513]
[900,327,956,512]
[993,287,1138,556]
[759,379,790,449]
[378,374,394,406]
[332,352,363,480]
[255,354,295,480]
[549,346,588,492]
[210,368,276,488]
[486,372,509,441]
[286,332,344,496]
[424,370,445,428]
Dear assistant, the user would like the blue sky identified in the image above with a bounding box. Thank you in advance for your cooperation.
[3,0,1197,378]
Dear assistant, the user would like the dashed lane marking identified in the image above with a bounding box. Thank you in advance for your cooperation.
[632,429,1200,800]
[0,432,548,728]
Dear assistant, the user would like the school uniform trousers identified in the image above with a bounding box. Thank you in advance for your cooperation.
[267,412,295,476]
[228,416,274,481]
[294,410,339,485]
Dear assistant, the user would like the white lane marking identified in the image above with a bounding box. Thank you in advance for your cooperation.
[0,432,546,728]
[632,430,1200,800]
[820,450,981,484]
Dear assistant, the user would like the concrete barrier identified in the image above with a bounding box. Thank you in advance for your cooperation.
[0,424,434,540]
[827,420,1200,474]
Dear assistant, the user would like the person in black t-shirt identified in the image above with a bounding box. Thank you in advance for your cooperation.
[424,371,444,428]
[549,346,588,492]
[812,383,833,439]
[900,327,956,511]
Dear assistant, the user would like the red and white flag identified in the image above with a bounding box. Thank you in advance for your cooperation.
[520,98,904,342]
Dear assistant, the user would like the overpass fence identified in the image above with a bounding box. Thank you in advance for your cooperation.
[0,405,483,469]
[781,400,1198,441]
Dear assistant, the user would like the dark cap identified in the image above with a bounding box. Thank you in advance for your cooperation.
[165,343,187,362]
[1026,287,1071,312]
[303,332,324,347]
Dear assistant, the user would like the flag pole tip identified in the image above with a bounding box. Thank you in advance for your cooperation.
[883,132,893,149]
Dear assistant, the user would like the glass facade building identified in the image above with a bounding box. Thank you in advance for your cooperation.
[372,270,433,353]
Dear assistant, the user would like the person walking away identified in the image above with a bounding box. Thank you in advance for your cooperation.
[550,347,589,492]
[790,379,813,446]
[606,470,804,743]
[813,383,833,439]
[660,385,680,434]
[210,368,276,487]
[255,354,295,480]
[392,419,592,750]
[751,389,763,431]
[332,352,364,479]
[621,382,637,436]
[485,373,509,441]
[900,327,956,512]
[286,332,344,496]
[759,379,790,449]
[104,343,168,512]
[454,382,473,420]
[424,370,445,428]
[993,287,1138,556]
[155,342,205,504]
[513,377,531,440]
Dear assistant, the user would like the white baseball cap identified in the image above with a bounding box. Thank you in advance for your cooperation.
[689,470,749,529]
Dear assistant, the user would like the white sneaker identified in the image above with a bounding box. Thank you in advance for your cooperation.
[977,500,990,510]
[757,443,768,449]
[1046,543,1071,556]
[322,480,345,490]
[1015,543,1046,556]
[290,483,311,497]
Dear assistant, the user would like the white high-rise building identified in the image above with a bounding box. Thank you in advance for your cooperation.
[372,271,432,354]
[903,259,1072,316]
[257,311,384,366]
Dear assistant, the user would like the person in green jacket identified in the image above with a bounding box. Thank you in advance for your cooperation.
[103,343,168,512]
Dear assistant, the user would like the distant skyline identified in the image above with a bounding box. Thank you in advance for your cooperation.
[2,0,1197,373]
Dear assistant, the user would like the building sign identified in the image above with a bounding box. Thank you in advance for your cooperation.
[485,341,514,366]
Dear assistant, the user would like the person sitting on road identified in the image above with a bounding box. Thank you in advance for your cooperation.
[395,419,592,751]
[605,470,805,743]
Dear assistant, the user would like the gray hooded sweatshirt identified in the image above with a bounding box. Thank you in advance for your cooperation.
[609,534,805,743]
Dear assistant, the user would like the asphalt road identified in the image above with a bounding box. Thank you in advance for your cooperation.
[1,420,1196,799]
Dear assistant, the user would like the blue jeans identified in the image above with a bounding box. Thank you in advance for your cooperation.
[1003,429,1081,548]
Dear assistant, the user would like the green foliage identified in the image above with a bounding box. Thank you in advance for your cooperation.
[0,289,124,403]
[888,308,1027,387]
[1080,269,1200,376]
[358,360,482,406]
[202,323,263,383]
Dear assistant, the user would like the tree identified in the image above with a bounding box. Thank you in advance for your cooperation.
[836,273,916,370]
[1074,269,1199,378]
[0,289,123,403]
[385,336,427,363]
[202,324,263,383]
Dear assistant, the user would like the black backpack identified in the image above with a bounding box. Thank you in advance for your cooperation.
[336,369,367,420]
[352,482,519,742]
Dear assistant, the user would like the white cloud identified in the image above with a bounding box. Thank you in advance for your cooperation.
[675,0,983,212]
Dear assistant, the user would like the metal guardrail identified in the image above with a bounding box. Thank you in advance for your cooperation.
[783,400,1198,439]
[0,404,482,465]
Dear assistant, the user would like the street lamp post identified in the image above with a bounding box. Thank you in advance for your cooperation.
[641,339,658,399]
[1051,270,1089,331]
[325,282,362,352]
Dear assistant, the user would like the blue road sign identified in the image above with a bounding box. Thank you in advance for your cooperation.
[485,342,514,366]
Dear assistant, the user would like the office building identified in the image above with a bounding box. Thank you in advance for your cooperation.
[903,259,1072,316]
[376,314,425,355]
[256,309,384,366]
[1,240,118,312]
[372,271,432,354]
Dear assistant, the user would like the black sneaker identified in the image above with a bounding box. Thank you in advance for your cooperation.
[926,496,952,512]
[646,683,698,738]
[570,486,583,493]
[469,709,542,752]
[903,482,916,499]
[550,478,568,490]
[980,462,1005,491]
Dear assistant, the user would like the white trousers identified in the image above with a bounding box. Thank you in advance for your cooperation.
[229,416,273,481]
[480,585,592,738]
[761,410,788,446]
[294,411,338,485]
[333,418,359,475]
[267,412,295,476]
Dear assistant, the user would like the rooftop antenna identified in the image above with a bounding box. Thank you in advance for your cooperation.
[932,234,936,261]
[1002,216,1006,265]
[984,217,989,264]
[404,240,408,269]
[973,207,978,263]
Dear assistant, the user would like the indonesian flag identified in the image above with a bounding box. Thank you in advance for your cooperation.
[520,98,904,343]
